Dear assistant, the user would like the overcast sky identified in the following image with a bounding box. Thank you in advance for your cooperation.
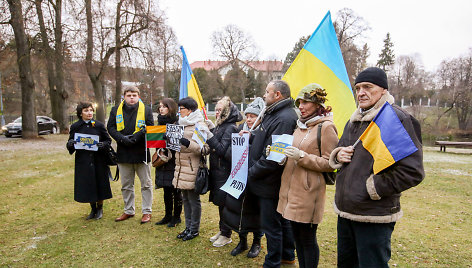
[159,0,472,72]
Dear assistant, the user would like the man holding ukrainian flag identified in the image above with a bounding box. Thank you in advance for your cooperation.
[329,67,424,267]
[107,86,155,224]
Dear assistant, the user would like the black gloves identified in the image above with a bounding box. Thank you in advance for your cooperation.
[121,135,135,146]
[132,128,146,142]
[67,139,76,150]
[97,142,107,151]
[180,137,190,148]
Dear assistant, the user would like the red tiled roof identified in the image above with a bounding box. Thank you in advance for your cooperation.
[190,60,283,72]
[190,61,229,71]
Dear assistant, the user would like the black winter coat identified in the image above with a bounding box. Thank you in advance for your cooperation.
[247,98,298,199]
[107,102,154,163]
[207,104,243,206]
[155,114,177,188]
[222,123,261,233]
[67,120,112,203]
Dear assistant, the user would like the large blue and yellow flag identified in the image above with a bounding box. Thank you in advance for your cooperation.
[283,11,356,137]
[359,102,418,174]
[179,46,207,118]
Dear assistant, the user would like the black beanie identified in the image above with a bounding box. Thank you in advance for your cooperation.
[354,67,388,90]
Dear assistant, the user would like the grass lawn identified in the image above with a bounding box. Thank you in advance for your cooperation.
[0,135,471,267]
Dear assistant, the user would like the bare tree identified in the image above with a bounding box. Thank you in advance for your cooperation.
[6,0,37,138]
[34,0,68,133]
[211,24,258,64]
[334,8,371,84]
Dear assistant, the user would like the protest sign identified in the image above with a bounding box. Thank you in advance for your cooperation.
[267,134,294,163]
[192,124,207,149]
[74,133,99,151]
[220,133,249,199]
[166,124,185,152]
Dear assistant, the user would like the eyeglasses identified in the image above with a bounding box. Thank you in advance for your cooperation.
[179,107,187,110]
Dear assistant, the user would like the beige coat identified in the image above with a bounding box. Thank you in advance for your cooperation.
[172,112,208,190]
[277,115,338,224]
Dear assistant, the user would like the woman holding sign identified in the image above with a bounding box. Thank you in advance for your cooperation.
[277,84,339,268]
[172,97,210,241]
[205,96,242,248]
[154,98,182,227]
[66,102,112,220]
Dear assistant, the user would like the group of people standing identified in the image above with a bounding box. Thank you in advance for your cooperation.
[67,67,424,268]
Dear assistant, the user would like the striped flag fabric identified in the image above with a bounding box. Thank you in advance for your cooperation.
[146,126,166,148]
[282,11,356,137]
[179,46,208,119]
[359,102,418,174]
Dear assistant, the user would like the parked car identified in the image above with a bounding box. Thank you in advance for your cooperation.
[2,116,58,137]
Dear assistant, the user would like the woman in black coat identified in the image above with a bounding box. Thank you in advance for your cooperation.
[206,96,242,248]
[222,97,265,258]
[66,102,113,220]
[154,98,182,227]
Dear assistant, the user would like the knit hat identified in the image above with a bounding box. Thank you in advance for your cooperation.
[244,97,265,116]
[355,67,388,90]
[294,83,328,108]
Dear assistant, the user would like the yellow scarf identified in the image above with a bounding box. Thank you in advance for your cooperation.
[116,100,145,133]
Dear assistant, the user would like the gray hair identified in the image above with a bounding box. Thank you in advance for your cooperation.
[270,80,291,98]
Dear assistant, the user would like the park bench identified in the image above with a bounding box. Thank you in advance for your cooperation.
[435,141,472,152]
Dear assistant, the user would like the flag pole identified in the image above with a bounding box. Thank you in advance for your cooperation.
[144,126,148,165]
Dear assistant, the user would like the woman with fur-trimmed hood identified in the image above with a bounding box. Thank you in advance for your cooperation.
[205,96,243,248]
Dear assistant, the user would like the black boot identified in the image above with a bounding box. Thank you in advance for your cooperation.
[231,235,248,256]
[156,188,174,225]
[86,203,97,220]
[168,189,182,227]
[94,203,103,220]
[247,242,262,258]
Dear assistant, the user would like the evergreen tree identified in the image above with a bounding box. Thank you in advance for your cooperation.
[377,33,395,71]
[283,35,310,72]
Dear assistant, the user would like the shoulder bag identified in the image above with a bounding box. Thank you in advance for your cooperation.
[317,123,336,185]
[194,152,209,195]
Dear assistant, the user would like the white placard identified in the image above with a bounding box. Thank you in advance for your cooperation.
[220,133,250,199]
[74,133,99,151]
[166,124,185,152]
[266,134,294,163]
[192,124,207,149]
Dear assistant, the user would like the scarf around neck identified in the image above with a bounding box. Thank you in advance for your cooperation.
[116,100,145,133]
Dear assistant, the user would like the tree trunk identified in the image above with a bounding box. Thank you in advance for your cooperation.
[85,0,106,123]
[114,0,123,105]
[7,0,37,139]
[54,0,68,133]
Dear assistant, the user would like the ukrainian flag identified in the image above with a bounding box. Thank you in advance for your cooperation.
[179,46,207,118]
[359,102,418,174]
[283,11,356,137]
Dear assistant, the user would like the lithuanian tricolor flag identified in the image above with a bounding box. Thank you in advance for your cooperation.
[146,126,166,148]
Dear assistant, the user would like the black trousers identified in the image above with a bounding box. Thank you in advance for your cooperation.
[290,221,319,268]
[337,216,395,268]
[162,186,182,217]
[218,206,232,237]
[259,197,295,268]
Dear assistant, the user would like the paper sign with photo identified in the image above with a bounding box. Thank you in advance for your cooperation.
[166,124,185,152]
[192,124,207,149]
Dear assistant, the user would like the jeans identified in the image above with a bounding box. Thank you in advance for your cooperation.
[337,216,395,268]
[259,197,295,268]
[181,189,201,233]
[291,221,319,268]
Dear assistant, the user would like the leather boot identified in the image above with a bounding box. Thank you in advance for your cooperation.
[247,236,262,258]
[94,203,103,220]
[156,188,174,225]
[86,203,97,220]
[231,235,248,256]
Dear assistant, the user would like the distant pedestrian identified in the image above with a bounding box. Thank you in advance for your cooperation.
[67,102,112,220]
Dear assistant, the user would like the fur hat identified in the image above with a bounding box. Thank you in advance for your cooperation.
[355,67,388,89]
[244,97,265,116]
[295,83,328,108]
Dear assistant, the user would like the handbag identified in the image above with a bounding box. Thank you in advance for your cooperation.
[194,153,209,195]
[104,144,119,181]
[152,148,168,168]
[317,123,336,185]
